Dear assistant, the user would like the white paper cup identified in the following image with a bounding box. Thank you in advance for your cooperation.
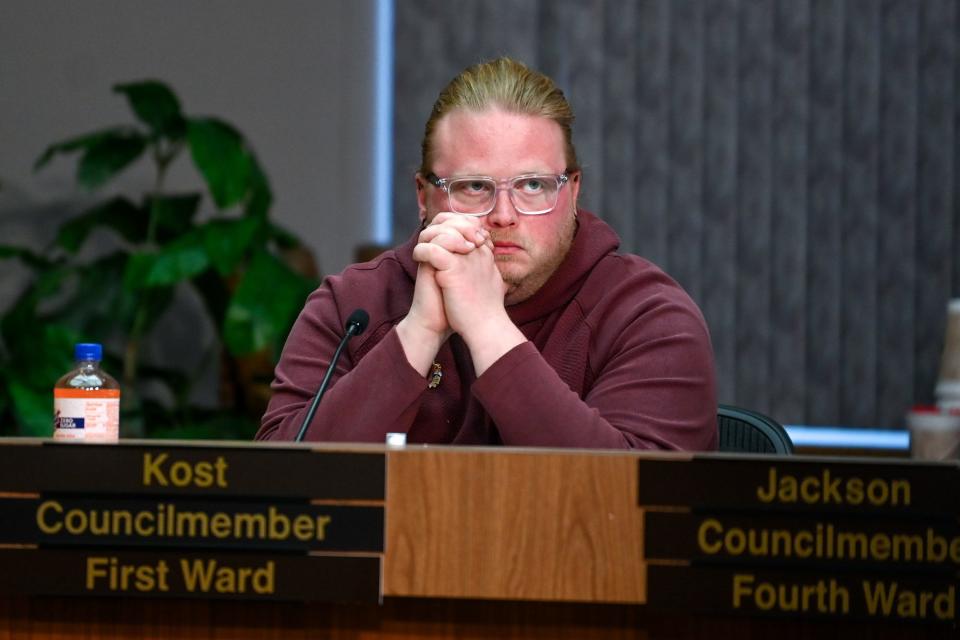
[907,409,960,461]
[935,299,960,410]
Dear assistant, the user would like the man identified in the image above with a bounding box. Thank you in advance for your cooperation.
[257,57,717,450]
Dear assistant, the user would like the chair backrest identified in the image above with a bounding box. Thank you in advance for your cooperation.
[717,404,794,454]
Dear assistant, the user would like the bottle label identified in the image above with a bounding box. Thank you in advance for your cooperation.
[53,389,120,442]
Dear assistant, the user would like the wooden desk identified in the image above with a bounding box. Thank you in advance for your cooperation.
[3,595,947,639]
[0,441,956,638]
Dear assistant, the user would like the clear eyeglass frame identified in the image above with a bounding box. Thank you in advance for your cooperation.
[425,172,570,216]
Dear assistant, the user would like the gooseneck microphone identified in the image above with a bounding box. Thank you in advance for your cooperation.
[294,309,369,442]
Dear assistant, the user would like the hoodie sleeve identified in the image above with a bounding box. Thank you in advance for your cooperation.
[471,268,718,451]
[255,283,428,443]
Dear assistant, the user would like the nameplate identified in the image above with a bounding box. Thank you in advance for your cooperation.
[645,511,960,571]
[638,457,960,516]
[0,441,384,499]
[638,455,960,623]
[0,549,380,602]
[0,440,386,603]
[0,496,384,552]
[646,564,958,623]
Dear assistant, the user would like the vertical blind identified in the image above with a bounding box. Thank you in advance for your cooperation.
[392,0,959,428]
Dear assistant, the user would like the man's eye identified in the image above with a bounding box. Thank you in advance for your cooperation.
[518,178,544,192]
[452,180,492,196]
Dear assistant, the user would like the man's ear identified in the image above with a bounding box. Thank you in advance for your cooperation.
[415,173,428,224]
[568,171,582,207]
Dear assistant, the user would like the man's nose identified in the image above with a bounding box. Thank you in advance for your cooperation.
[484,188,519,228]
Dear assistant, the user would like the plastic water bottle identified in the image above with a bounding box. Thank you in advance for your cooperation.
[53,343,121,442]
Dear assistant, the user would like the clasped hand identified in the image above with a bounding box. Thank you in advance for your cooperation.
[410,213,506,338]
[396,213,526,377]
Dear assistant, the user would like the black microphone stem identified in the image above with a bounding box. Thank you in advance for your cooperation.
[294,324,359,443]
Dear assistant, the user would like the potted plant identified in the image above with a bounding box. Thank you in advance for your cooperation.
[0,81,317,439]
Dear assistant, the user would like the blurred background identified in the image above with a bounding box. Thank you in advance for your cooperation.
[2,0,958,435]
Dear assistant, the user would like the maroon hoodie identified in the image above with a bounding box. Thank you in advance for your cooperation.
[257,211,717,450]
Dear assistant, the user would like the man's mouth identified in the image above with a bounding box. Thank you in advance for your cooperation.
[492,241,522,255]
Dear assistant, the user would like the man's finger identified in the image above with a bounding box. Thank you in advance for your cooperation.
[412,242,456,271]
[428,211,460,226]
[418,225,477,253]
[425,213,489,246]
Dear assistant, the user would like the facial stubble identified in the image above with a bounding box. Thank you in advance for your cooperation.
[498,209,578,306]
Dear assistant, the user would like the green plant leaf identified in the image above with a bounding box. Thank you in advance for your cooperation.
[187,118,252,209]
[34,127,131,171]
[123,251,155,290]
[202,217,263,276]
[190,270,231,332]
[3,315,84,437]
[0,245,54,270]
[49,252,173,339]
[147,412,259,440]
[267,222,303,250]
[35,265,73,298]
[56,196,146,252]
[124,231,209,288]
[114,80,185,138]
[77,130,148,189]
[12,79,310,440]
[150,234,210,285]
[245,159,273,220]
[0,386,9,434]
[42,253,128,332]
[146,193,202,244]
[128,287,177,337]
[8,379,53,437]
[0,265,72,343]
[223,250,315,356]
[1,320,79,392]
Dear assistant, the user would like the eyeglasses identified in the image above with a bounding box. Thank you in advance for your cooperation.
[425,172,569,216]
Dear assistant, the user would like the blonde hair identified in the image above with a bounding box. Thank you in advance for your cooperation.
[419,57,579,175]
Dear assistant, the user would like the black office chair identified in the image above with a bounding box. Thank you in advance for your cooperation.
[717,404,794,454]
